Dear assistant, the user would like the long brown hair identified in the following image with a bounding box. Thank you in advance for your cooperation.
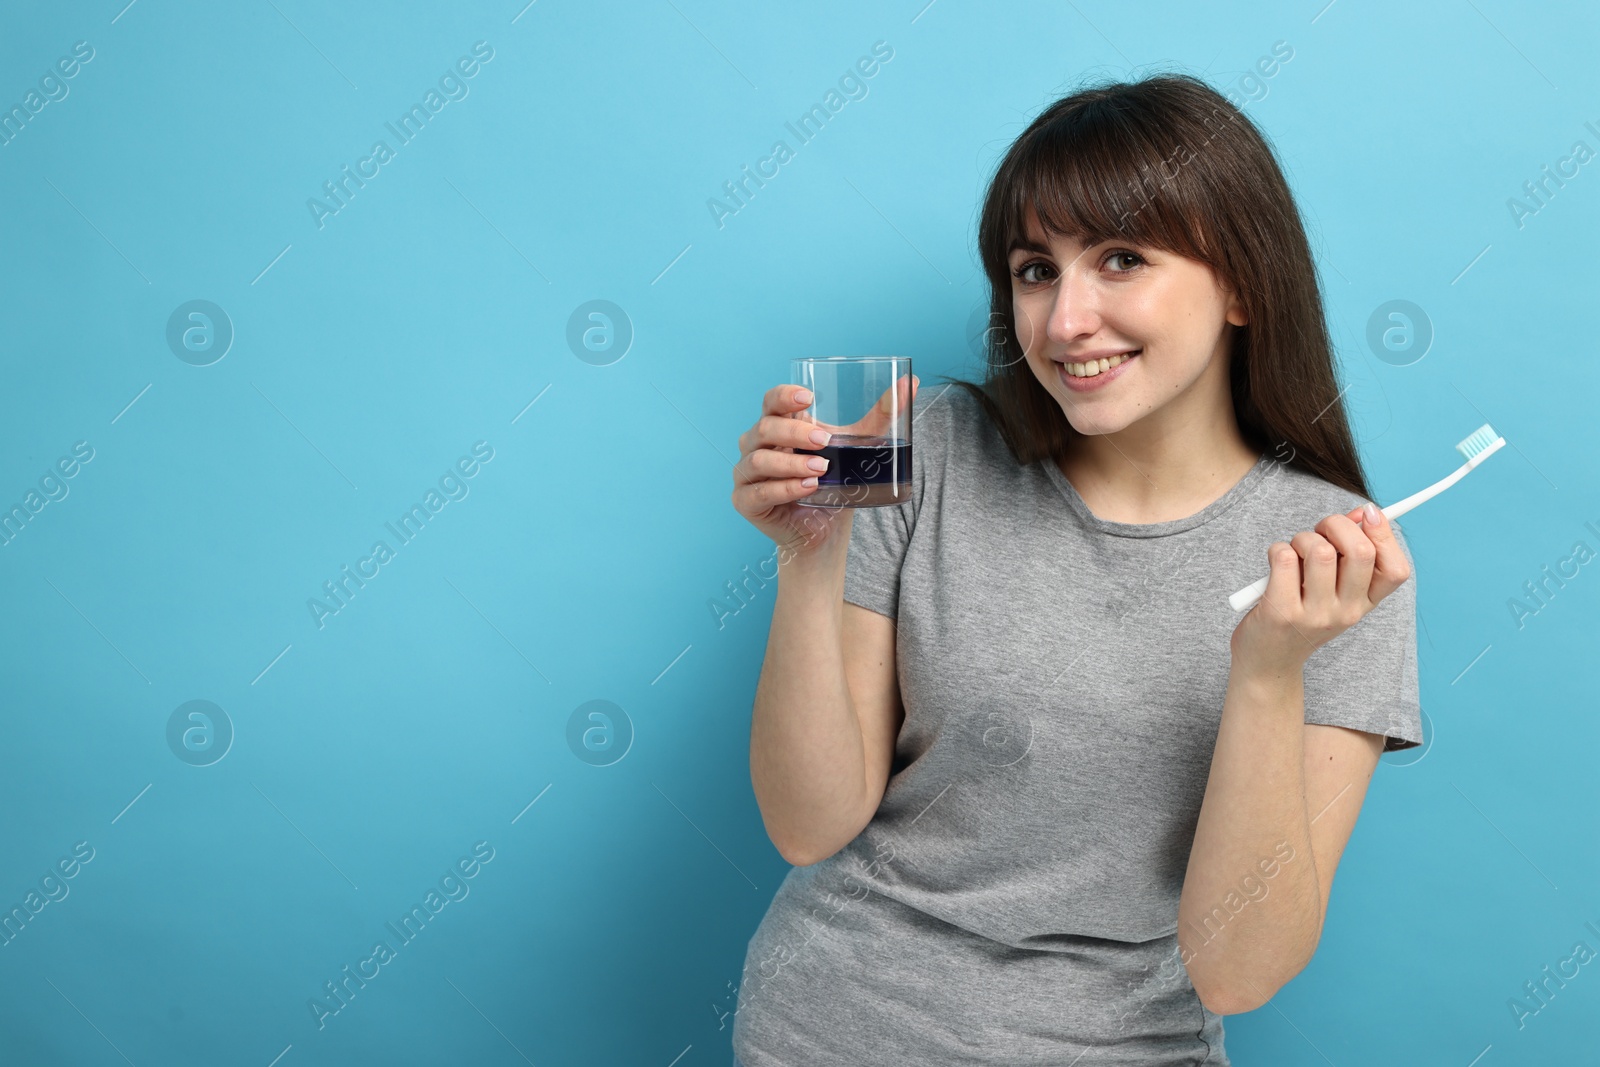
[949,72,1371,501]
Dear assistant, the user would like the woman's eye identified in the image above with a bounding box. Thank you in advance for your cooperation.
[1013,252,1142,283]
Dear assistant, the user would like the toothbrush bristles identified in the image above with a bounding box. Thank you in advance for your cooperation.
[1456,423,1502,460]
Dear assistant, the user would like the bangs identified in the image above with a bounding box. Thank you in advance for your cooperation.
[1000,100,1212,262]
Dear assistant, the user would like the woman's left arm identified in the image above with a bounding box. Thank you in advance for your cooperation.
[1177,501,1413,1016]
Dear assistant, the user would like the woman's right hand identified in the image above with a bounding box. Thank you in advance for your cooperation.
[731,374,918,559]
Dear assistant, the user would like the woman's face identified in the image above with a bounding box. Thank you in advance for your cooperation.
[1007,206,1247,439]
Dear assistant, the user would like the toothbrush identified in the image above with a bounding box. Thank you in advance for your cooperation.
[1227,424,1506,613]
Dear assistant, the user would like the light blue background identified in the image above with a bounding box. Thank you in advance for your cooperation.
[1,1,1596,1064]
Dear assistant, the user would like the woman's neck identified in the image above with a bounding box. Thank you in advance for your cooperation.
[1056,432,1263,526]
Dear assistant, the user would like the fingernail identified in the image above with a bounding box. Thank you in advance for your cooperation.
[810,429,831,446]
[807,456,828,472]
[1362,502,1384,526]
[794,388,812,404]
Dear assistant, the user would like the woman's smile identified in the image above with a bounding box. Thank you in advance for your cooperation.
[1055,349,1140,391]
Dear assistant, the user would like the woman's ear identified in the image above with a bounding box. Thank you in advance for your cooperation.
[1213,267,1248,327]
[1224,289,1248,327]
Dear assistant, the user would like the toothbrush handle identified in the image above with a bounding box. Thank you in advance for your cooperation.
[1225,463,1469,613]
[1226,573,1272,615]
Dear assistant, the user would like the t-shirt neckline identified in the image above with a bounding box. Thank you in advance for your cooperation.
[1042,452,1274,538]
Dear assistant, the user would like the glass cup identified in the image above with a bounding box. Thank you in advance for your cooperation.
[789,356,913,509]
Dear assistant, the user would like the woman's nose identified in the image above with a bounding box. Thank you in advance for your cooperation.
[1046,268,1099,343]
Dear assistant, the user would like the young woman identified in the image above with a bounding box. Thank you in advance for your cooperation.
[727,73,1421,1066]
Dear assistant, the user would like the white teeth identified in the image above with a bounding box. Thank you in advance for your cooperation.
[1065,351,1138,377]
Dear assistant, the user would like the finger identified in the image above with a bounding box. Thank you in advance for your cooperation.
[1261,540,1302,615]
[751,444,829,482]
[744,385,819,458]
[1291,530,1338,614]
[764,383,814,417]
[780,389,851,444]
[884,373,917,428]
[846,373,918,437]
[730,447,761,488]
[731,468,817,509]
[751,412,834,454]
[1354,501,1411,603]
[730,447,795,489]
[1316,512,1377,609]
[735,418,835,490]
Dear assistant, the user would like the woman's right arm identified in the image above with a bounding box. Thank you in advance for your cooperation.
[731,379,915,866]
[750,534,904,866]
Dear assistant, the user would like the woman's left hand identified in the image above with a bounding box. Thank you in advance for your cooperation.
[1230,502,1414,676]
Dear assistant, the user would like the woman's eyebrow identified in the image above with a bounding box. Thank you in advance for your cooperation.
[1008,235,1053,255]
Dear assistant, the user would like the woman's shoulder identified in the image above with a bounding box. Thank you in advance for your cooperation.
[908,377,969,425]
[908,379,1000,452]
[895,379,1032,521]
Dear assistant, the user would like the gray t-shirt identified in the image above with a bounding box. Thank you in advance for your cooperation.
[733,382,1423,1066]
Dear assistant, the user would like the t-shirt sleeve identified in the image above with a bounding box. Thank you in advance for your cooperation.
[843,496,914,620]
[841,381,950,621]
[1300,523,1425,751]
